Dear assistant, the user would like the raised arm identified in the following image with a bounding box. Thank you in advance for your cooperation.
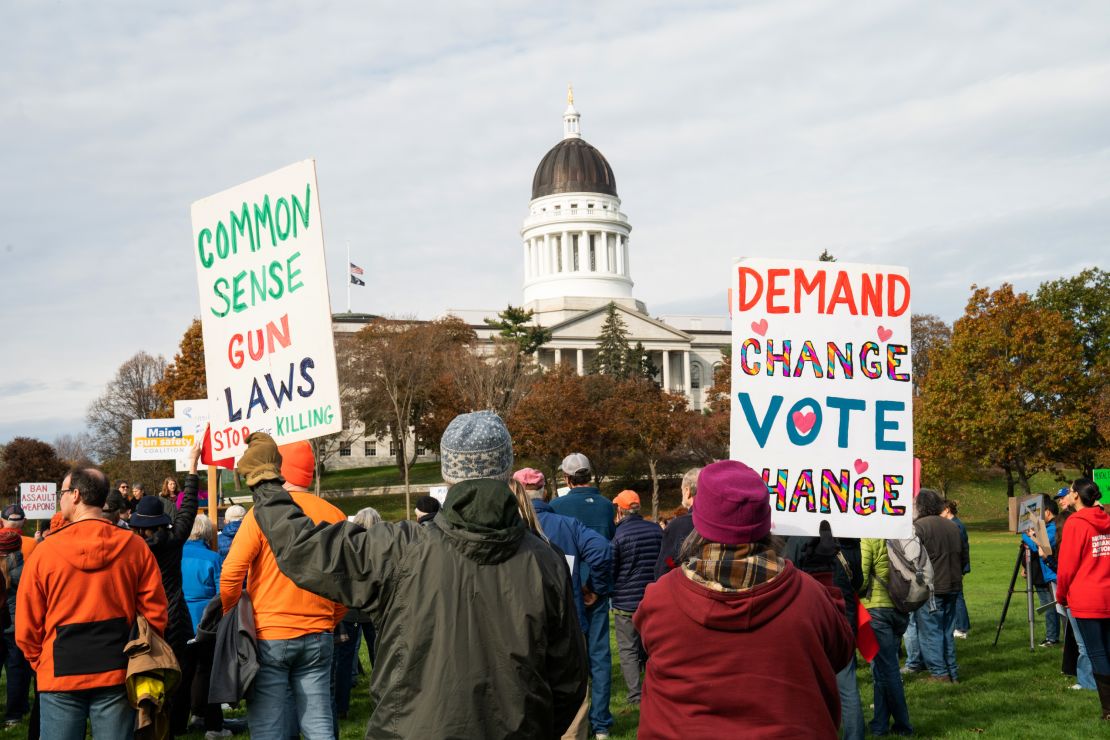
[250,482,414,612]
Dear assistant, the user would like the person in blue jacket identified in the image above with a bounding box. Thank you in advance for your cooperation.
[548,453,617,739]
[182,514,222,632]
[943,500,972,638]
[217,505,247,563]
[1022,496,1059,647]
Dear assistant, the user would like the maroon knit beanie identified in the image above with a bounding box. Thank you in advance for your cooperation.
[0,529,22,555]
[692,460,772,545]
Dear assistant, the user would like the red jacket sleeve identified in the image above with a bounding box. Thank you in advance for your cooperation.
[1055,516,1086,607]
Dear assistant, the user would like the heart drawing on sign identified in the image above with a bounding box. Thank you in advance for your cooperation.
[877,326,893,342]
[792,410,816,434]
[751,318,768,336]
[854,459,869,474]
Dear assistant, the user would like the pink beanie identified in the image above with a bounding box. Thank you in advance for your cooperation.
[513,468,546,489]
[692,460,772,544]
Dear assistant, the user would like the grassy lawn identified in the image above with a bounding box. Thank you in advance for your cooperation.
[316,461,444,491]
[2,467,1100,738]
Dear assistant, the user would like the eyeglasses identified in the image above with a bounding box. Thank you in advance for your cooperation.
[59,488,76,496]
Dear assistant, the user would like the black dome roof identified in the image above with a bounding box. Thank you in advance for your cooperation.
[531,138,618,199]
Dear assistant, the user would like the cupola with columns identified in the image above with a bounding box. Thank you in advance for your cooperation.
[521,87,646,323]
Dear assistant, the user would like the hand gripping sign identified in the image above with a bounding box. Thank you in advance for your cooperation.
[192,160,343,459]
[730,257,914,538]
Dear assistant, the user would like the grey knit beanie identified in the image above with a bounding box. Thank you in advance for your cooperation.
[440,411,514,484]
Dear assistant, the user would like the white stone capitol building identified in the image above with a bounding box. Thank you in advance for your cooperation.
[332,90,728,467]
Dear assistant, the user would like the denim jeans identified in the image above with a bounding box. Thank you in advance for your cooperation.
[584,598,613,733]
[1068,610,1097,689]
[917,593,959,680]
[903,610,924,670]
[40,686,135,740]
[1074,617,1110,675]
[836,656,864,740]
[334,620,375,716]
[250,632,336,739]
[953,590,970,633]
[1036,586,1059,642]
[868,607,912,735]
[3,632,32,719]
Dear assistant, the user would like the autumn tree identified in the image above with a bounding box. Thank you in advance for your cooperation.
[909,314,952,397]
[1035,268,1110,474]
[153,319,207,416]
[0,438,68,502]
[916,284,1090,496]
[52,434,94,467]
[349,317,475,516]
[509,366,600,490]
[603,379,688,520]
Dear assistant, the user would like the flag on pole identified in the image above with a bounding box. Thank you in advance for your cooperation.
[350,275,365,286]
[349,262,364,275]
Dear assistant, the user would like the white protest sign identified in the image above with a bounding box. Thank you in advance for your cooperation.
[191,160,342,459]
[730,257,913,538]
[173,399,209,472]
[131,419,196,461]
[20,482,57,519]
[428,485,449,506]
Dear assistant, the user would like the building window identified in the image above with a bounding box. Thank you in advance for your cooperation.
[691,363,702,389]
[339,443,352,457]
[389,441,397,457]
[589,236,597,271]
[572,235,580,270]
[364,442,376,456]
[416,446,427,456]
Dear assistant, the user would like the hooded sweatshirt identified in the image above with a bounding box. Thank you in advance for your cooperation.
[15,519,168,692]
[634,561,853,739]
[1055,505,1110,619]
[249,477,588,740]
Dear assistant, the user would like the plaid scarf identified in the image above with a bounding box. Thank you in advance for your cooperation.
[682,542,784,593]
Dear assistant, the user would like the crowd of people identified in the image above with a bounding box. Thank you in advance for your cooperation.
[3,410,1108,738]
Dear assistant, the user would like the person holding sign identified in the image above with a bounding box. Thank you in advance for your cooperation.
[1055,478,1110,720]
[634,460,853,738]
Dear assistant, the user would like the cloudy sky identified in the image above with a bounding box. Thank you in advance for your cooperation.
[3,1,1108,443]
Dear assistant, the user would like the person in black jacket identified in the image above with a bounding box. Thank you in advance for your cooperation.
[131,445,200,736]
[913,489,968,684]
[611,490,662,706]
[653,467,701,578]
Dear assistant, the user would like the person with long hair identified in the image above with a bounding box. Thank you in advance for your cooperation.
[1055,478,1110,720]
[160,476,180,518]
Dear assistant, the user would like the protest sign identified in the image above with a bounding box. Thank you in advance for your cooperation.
[191,160,342,459]
[20,482,57,519]
[1094,468,1110,505]
[131,419,196,462]
[173,399,209,472]
[429,485,449,506]
[730,257,913,538]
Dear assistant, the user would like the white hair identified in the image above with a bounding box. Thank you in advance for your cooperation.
[189,514,215,543]
[353,507,383,528]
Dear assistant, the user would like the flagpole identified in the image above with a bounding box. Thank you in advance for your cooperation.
[346,240,351,313]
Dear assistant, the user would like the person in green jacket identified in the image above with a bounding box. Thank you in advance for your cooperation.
[860,538,913,736]
[238,413,588,740]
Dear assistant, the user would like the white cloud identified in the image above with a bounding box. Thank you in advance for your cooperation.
[2,0,1109,440]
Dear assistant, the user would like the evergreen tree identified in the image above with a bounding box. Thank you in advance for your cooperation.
[625,341,657,382]
[818,249,837,262]
[484,305,551,354]
[590,303,632,376]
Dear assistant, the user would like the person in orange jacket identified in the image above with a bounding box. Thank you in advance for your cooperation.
[16,466,168,739]
[220,440,346,739]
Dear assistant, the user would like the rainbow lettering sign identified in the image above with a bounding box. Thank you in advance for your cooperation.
[191,160,342,459]
[730,257,914,538]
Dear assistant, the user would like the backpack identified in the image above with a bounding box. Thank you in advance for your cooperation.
[875,536,934,614]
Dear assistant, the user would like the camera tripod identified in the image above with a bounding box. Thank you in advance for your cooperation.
[992,543,1038,651]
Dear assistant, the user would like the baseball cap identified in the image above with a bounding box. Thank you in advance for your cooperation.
[1055,487,1070,499]
[2,505,26,522]
[560,453,592,476]
[614,490,640,510]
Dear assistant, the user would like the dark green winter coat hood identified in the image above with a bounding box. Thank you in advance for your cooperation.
[437,478,526,565]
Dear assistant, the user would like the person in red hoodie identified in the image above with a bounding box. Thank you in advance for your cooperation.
[634,460,854,739]
[1055,477,1110,720]
[16,466,168,740]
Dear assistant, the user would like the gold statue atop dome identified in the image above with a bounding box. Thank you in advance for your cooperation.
[567,84,574,105]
